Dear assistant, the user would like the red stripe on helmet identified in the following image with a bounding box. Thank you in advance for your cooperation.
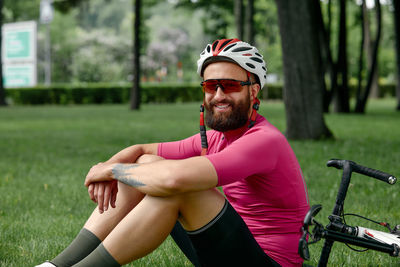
[212,38,241,56]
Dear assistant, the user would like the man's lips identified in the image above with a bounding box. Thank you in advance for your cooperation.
[212,102,232,112]
[215,103,230,109]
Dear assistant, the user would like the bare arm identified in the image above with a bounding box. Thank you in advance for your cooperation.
[85,156,218,197]
[86,143,158,212]
[105,143,159,164]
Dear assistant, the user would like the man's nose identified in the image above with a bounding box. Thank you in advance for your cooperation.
[213,86,226,100]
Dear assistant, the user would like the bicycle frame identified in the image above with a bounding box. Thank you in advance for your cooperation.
[298,159,399,266]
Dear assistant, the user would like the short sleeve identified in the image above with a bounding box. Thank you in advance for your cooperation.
[206,129,287,186]
[158,134,202,159]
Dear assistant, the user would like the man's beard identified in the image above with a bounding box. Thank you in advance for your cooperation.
[205,94,251,132]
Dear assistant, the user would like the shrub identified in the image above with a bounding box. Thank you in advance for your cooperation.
[5,82,395,105]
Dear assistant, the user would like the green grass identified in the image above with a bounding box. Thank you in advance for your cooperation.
[0,99,399,266]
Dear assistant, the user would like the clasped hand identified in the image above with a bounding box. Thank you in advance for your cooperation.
[85,162,118,214]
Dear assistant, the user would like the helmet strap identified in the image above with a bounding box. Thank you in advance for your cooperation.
[246,71,259,128]
[200,99,208,156]
[248,97,260,128]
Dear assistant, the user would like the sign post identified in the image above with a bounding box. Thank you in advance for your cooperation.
[40,0,54,85]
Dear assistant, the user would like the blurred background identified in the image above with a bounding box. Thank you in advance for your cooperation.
[0,0,399,117]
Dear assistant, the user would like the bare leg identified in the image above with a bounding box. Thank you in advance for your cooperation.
[48,155,167,267]
[103,187,225,264]
[84,155,163,240]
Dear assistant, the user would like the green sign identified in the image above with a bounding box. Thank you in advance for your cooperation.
[5,31,31,59]
[2,21,37,87]
[3,65,35,87]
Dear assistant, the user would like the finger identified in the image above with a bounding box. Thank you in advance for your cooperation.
[84,174,91,187]
[97,183,105,214]
[103,183,111,212]
[111,182,118,208]
[94,183,99,203]
[88,184,96,202]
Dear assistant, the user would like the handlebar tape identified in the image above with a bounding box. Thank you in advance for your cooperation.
[327,159,397,185]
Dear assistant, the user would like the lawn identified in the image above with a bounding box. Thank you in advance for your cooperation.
[0,99,399,266]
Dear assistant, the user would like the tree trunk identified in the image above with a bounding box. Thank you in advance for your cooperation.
[245,0,254,45]
[355,0,381,113]
[333,0,350,113]
[234,0,243,40]
[393,0,400,110]
[275,0,332,140]
[363,2,379,98]
[0,0,6,106]
[356,0,366,106]
[130,0,141,110]
[314,0,335,113]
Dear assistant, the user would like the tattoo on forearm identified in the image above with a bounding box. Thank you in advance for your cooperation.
[112,164,146,187]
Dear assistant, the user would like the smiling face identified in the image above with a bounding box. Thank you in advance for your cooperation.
[203,61,260,132]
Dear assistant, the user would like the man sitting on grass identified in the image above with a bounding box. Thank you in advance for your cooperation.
[36,39,309,267]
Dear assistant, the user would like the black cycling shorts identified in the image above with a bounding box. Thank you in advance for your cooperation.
[170,200,281,267]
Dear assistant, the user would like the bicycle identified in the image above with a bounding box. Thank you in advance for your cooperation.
[298,159,400,266]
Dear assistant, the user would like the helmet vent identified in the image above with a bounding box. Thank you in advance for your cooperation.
[223,43,237,52]
[255,52,262,57]
[206,45,211,53]
[212,41,218,51]
[262,66,267,71]
[232,47,252,52]
[220,39,233,48]
[246,63,256,69]
[250,57,263,63]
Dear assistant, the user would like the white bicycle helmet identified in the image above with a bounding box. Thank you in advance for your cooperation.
[197,38,267,88]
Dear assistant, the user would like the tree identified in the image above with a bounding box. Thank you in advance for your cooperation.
[362,1,379,98]
[393,0,400,110]
[275,0,332,139]
[235,0,255,44]
[0,0,6,106]
[314,0,336,112]
[234,0,243,40]
[131,0,141,110]
[175,0,232,40]
[355,0,381,113]
[333,0,350,113]
[3,0,40,22]
[356,0,366,111]
[244,0,254,44]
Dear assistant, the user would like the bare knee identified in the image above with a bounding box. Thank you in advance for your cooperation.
[175,189,226,231]
[136,154,164,164]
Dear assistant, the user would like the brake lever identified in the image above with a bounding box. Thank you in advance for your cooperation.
[299,204,323,260]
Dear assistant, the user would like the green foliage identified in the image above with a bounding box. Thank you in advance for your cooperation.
[3,0,40,22]
[53,0,89,14]
[5,82,396,105]
[0,100,399,266]
[5,83,205,105]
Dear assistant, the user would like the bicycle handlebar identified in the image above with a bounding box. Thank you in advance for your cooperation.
[327,159,397,185]
[300,160,398,265]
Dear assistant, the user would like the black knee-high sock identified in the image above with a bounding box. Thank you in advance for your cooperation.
[73,243,120,267]
[51,228,101,267]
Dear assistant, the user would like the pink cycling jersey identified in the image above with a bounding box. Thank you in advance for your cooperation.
[158,114,309,266]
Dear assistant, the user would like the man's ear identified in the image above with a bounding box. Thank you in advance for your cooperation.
[250,84,261,101]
